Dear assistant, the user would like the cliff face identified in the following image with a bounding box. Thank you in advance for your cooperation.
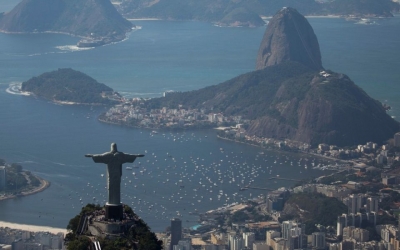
[255,7,323,71]
[0,0,132,40]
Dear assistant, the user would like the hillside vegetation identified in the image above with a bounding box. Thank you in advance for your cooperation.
[21,68,119,105]
[146,61,399,146]
[281,193,347,233]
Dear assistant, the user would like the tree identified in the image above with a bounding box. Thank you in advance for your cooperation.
[231,210,250,223]
[66,236,91,250]
[10,163,22,172]
[67,215,80,233]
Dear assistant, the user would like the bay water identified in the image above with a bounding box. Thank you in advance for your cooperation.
[0,4,399,231]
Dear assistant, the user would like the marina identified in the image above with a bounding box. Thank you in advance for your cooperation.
[0,15,399,232]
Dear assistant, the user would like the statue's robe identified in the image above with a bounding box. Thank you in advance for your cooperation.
[91,152,137,205]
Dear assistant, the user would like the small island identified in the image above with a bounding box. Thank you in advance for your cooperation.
[20,68,122,105]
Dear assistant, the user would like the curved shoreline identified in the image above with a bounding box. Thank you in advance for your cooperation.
[0,175,50,202]
[216,135,348,164]
[6,83,118,106]
[0,28,130,48]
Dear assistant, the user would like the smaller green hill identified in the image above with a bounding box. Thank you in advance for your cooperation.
[281,193,347,233]
[21,68,120,105]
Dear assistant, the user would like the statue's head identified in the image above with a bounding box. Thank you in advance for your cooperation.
[111,143,118,153]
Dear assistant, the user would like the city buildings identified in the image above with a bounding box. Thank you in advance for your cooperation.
[0,228,64,250]
[394,132,400,147]
[170,218,182,250]
[174,238,191,250]
[311,232,325,250]
[243,232,255,250]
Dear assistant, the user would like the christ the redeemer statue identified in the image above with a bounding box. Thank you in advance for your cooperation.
[85,143,144,220]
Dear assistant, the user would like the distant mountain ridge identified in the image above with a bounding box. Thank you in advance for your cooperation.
[145,8,399,146]
[0,0,133,46]
[115,0,400,26]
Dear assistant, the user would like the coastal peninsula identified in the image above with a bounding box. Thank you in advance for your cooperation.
[0,0,133,47]
[0,159,50,202]
[21,68,122,105]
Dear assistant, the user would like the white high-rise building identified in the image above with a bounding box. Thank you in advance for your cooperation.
[312,232,326,250]
[51,236,62,250]
[174,239,191,250]
[0,166,6,191]
[233,237,243,250]
[282,221,294,240]
[394,132,400,147]
[282,221,303,240]
[243,232,255,250]
[367,197,379,213]
[337,214,347,236]
[253,242,268,250]
[266,230,280,247]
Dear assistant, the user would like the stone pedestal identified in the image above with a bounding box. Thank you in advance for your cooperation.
[105,203,123,221]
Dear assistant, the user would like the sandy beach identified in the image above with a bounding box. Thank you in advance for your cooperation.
[127,18,160,21]
[0,221,68,235]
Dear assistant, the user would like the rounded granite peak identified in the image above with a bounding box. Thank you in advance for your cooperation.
[256,7,323,71]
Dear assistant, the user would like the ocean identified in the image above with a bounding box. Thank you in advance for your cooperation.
[0,3,399,232]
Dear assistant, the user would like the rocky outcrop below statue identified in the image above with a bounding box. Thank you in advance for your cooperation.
[21,68,121,105]
[115,0,399,26]
[65,204,162,250]
[145,8,399,147]
[256,7,323,71]
[0,0,133,47]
